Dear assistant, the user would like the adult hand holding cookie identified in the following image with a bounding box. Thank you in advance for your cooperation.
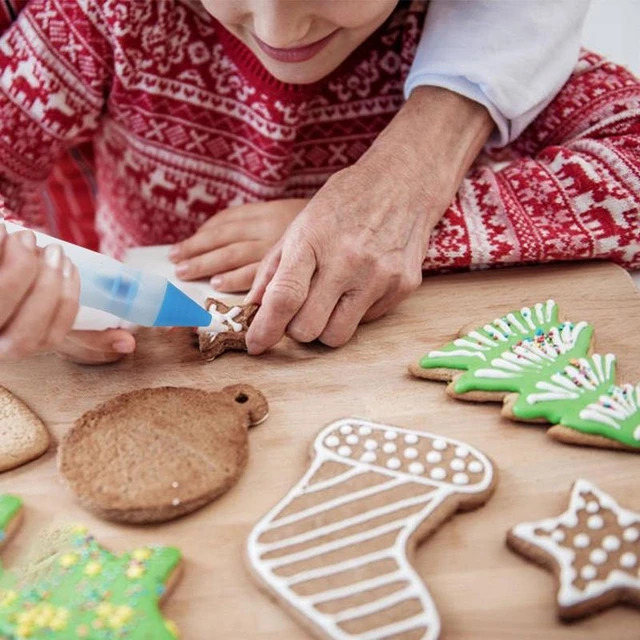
[245,87,493,354]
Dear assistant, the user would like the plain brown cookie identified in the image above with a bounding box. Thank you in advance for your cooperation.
[197,298,259,361]
[0,386,50,472]
[58,384,268,524]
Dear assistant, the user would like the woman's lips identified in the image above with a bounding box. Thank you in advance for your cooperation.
[252,30,338,63]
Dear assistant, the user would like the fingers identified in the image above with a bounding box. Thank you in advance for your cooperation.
[212,262,259,293]
[245,240,316,355]
[56,328,136,365]
[170,224,242,264]
[0,231,39,328]
[245,243,282,305]
[174,241,266,281]
[44,257,81,349]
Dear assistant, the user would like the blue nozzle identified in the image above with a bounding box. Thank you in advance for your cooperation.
[153,282,212,327]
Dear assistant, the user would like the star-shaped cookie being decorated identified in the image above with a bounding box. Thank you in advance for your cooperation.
[197,298,258,361]
[507,479,639,620]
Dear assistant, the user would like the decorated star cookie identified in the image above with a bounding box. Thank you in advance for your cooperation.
[0,495,23,555]
[0,526,182,639]
[58,385,268,523]
[247,419,496,640]
[507,480,640,620]
[0,387,50,472]
[409,300,594,402]
[501,353,640,452]
[197,298,258,361]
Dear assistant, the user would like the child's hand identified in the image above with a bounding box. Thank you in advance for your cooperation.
[55,328,136,365]
[169,199,308,292]
[0,226,80,361]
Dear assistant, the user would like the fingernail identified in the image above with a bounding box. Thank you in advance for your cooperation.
[113,340,135,354]
[62,257,74,279]
[175,262,189,276]
[44,244,62,269]
[168,246,180,261]
[210,276,223,288]
[19,231,36,250]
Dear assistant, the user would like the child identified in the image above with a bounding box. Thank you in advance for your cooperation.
[1,0,638,362]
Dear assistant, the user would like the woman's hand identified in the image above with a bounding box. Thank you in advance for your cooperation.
[245,86,494,354]
[169,199,308,292]
[0,224,135,364]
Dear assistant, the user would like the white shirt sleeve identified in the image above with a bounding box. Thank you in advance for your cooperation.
[405,0,591,146]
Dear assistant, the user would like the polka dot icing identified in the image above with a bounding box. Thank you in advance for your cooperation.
[450,459,466,472]
[382,443,397,454]
[430,468,446,481]
[467,461,483,474]
[573,533,590,548]
[452,473,469,485]
[360,452,376,463]
[345,434,359,446]
[364,439,378,451]
[426,451,441,464]
[403,448,418,460]
[337,446,352,457]
[580,565,597,580]
[325,436,340,448]
[339,425,353,435]
[404,434,419,445]
[455,446,469,458]
[620,552,637,569]
[551,530,565,543]
[602,535,620,552]
[587,515,604,530]
[386,457,401,470]
[433,439,447,451]
[585,501,600,514]
[623,527,639,543]
[358,426,372,436]
[408,463,425,475]
[384,430,398,441]
[589,549,607,565]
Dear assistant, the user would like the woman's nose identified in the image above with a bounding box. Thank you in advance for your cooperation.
[249,0,314,47]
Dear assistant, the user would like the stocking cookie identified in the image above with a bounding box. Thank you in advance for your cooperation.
[247,419,496,640]
[409,300,593,402]
[58,384,268,523]
[507,480,640,620]
[197,298,258,361]
[0,526,182,639]
[0,387,50,472]
[501,353,640,452]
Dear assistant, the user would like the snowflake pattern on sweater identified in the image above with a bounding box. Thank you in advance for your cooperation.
[0,0,639,271]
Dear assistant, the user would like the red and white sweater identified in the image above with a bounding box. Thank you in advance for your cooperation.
[1,0,639,270]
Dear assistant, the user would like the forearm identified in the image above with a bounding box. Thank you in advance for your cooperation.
[361,85,493,225]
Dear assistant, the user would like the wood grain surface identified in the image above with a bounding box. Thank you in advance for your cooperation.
[0,261,638,639]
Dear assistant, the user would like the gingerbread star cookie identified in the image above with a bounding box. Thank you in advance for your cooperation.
[0,525,182,639]
[409,300,594,403]
[0,387,50,472]
[197,298,258,361]
[507,479,640,620]
[248,419,497,640]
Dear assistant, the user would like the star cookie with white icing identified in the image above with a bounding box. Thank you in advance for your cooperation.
[197,298,258,361]
[507,479,640,620]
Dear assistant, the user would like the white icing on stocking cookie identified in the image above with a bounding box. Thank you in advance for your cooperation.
[247,419,495,639]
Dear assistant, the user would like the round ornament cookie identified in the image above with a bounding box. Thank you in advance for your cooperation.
[58,385,268,523]
[507,479,640,620]
[409,300,594,403]
[247,418,497,640]
[0,526,182,639]
[0,387,50,472]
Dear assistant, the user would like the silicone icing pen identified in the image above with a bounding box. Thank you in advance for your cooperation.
[2,220,212,327]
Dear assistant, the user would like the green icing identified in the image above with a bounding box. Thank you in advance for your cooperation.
[0,527,181,639]
[417,300,594,395]
[0,497,22,543]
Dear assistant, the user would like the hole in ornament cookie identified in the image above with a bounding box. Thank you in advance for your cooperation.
[235,392,249,404]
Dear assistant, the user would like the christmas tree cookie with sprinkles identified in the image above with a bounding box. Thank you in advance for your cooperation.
[0,525,182,639]
[502,353,640,452]
[409,300,594,402]
[507,479,640,620]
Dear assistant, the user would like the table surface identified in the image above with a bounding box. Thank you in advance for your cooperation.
[0,261,638,639]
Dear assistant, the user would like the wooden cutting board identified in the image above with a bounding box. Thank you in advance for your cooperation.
[0,261,638,639]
